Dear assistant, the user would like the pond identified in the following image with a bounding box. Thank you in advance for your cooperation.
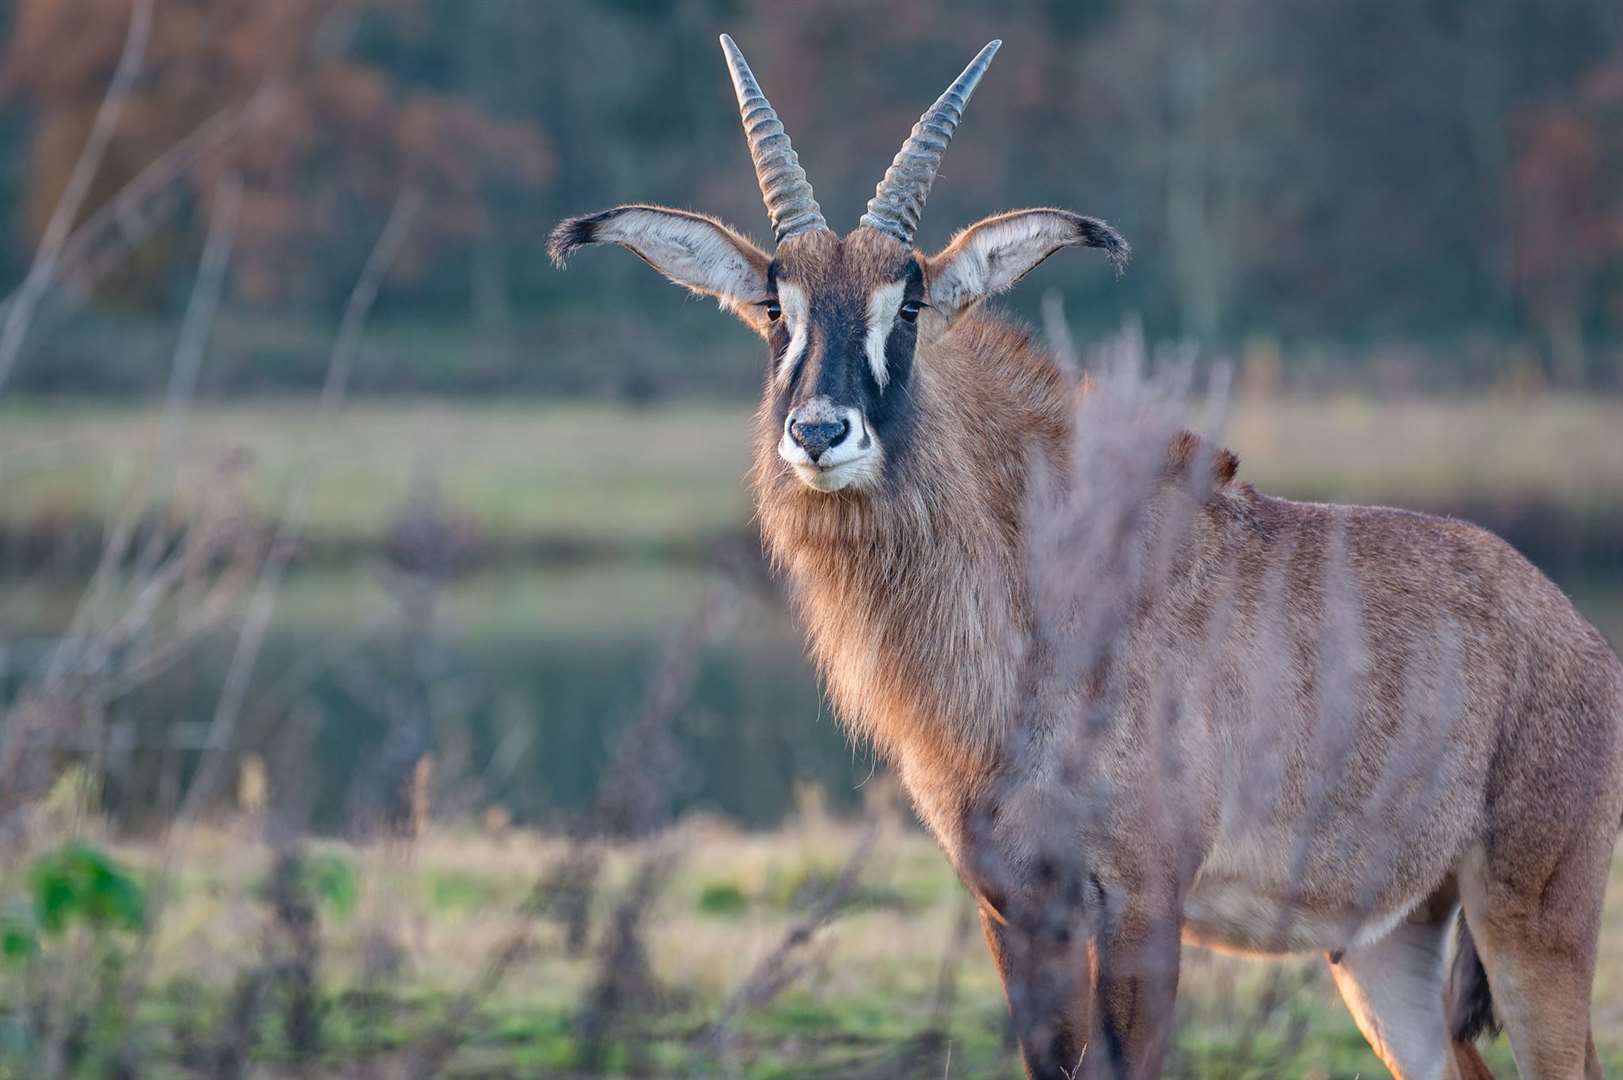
[2,561,1621,831]
[0,563,842,830]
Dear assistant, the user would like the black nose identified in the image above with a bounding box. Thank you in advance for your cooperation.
[789,417,850,462]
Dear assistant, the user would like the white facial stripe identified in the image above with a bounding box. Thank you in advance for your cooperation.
[777,323,808,387]
[774,283,810,387]
[864,280,907,391]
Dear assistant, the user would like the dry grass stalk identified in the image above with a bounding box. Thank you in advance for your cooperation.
[178,188,422,823]
[0,0,154,395]
[694,822,878,1067]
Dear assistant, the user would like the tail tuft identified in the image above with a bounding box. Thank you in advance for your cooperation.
[1446,917,1499,1043]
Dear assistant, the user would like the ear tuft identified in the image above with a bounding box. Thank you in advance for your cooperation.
[548,212,608,268]
[1076,216,1131,276]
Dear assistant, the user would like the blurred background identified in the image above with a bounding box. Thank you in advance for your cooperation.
[1,1,1622,1075]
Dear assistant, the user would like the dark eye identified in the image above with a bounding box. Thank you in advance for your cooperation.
[898,299,922,323]
[765,299,782,322]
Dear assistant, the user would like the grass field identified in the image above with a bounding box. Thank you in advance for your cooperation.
[5,799,1623,1079]
[2,393,1622,559]
[4,391,1623,1076]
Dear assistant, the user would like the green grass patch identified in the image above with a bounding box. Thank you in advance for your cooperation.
[697,880,750,917]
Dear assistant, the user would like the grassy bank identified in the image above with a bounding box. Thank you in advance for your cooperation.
[5,390,1623,1077]
[2,394,1623,570]
[6,802,1623,1078]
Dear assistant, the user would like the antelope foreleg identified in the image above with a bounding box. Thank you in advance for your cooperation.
[982,897,1094,1080]
[1082,882,1182,1079]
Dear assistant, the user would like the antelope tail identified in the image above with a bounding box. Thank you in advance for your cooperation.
[1445,917,1499,1078]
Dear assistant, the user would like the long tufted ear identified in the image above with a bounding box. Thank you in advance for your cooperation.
[549,204,775,334]
[925,209,1128,320]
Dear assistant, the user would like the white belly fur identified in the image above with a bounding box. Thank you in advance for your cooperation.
[1182,878,1415,956]
[1182,833,1420,956]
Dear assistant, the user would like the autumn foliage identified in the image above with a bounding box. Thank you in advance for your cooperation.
[0,0,1619,388]
[1,0,552,307]
[1511,53,1623,376]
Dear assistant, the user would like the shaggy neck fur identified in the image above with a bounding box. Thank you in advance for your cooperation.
[751,312,1071,834]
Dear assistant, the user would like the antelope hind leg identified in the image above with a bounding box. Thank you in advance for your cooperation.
[1326,891,1492,1080]
[1457,835,1611,1080]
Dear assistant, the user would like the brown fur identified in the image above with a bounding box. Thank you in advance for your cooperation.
[556,207,1623,1078]
[754,231,1069,840]
[1165,427,1240,486]
[751,233,1623,1079]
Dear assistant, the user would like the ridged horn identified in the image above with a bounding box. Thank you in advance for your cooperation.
[860,40,1001,246]
[719,34,828,244]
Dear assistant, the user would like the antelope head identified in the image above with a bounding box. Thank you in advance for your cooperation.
[551,36,1128,495]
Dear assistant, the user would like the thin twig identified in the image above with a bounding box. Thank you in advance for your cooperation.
[0,167,247,838]
[1042,288,1082,383]
[176,188,423,822]
[52,89,284,312]
[927,891,978,1036]
[573,847,680,1073]
[39,175,244,691]
[695,823,878,1065]
[0,3,366,338]
[0,0,155,395]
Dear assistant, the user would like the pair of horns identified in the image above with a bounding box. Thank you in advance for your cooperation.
[720,34,1000,247]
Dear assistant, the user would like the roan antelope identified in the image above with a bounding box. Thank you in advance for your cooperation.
[551,36,1623,1079]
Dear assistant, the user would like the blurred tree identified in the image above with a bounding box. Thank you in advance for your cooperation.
[1511,53,1623,384]
[0,0,553,312]
[0,0,1620,392]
